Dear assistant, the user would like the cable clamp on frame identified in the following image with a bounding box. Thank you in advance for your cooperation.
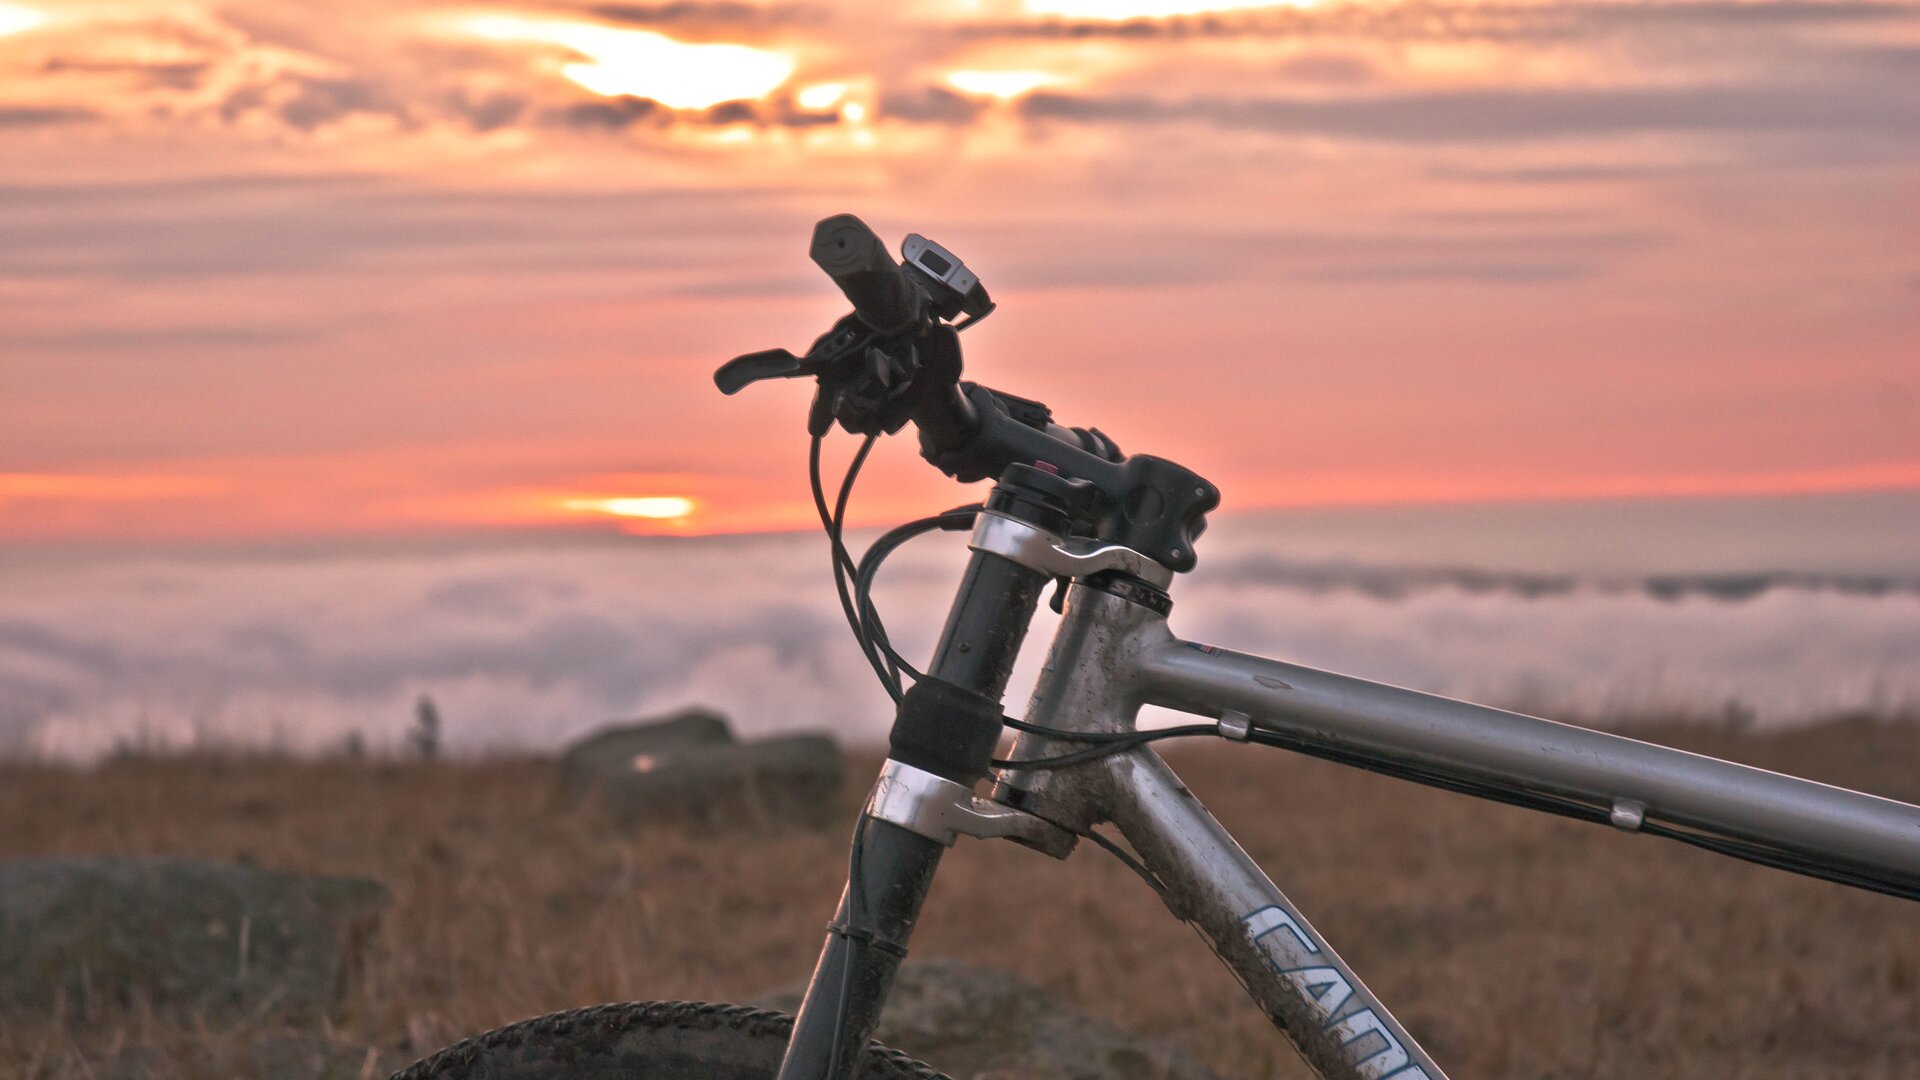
[865,759,1076,859]
[1610,798,1648,832]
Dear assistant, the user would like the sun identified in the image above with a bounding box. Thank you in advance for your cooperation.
[563,496,697,521]
[0,2,45,36]
[946,70,1062,100]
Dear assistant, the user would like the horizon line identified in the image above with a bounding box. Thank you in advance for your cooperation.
[2,481,1913,558]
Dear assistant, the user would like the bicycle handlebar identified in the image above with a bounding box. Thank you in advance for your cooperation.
[720,214,1221,574]
[809,214,925,335]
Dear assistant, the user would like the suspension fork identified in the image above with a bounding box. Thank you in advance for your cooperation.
[775,502,1053,1080]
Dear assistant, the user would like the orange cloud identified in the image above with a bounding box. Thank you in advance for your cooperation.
[1225,462,1920,511]
[1018,0,1310,18]
[3,0,1916,546]
[0,473,226,503]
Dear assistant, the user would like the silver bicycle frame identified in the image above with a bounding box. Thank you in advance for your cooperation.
[984,580,1920,1080]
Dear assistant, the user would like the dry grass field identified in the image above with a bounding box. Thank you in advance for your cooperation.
[3,718,1918,1079]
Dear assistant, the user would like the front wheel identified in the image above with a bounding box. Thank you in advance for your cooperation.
[392,1001,951,1080]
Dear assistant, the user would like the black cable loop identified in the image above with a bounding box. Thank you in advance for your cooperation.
[1020,807,1169,900]
[853,505,982,689]
[991,724,1225,770]
[832,435,890,682]
[810,434,899,703]
[1004,716,1214,744]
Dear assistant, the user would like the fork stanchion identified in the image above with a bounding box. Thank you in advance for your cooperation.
[775,472,1067,1080]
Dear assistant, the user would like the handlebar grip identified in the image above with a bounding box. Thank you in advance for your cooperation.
[810,214,923,334]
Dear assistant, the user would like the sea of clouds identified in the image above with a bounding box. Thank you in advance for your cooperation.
[4,504,1917,761]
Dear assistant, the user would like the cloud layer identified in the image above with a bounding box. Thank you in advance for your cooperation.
[5,496,1916,761]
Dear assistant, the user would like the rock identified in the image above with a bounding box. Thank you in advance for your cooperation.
[559,707,736,801]
[559,709,845,828]
[0,857,389,1016]
[591,733,847,829]
[756,960,1222,1080]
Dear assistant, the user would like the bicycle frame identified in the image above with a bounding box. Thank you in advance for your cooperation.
[983,581,1920,1080]
[749,217,1920,1080]
[764,488,1920,1080]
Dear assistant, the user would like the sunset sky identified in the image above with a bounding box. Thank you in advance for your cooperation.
[1,0,1915,542]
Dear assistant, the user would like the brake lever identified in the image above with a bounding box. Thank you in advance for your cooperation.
[718,311,956,439]
[714,348,806,395]
[714,311,880,398]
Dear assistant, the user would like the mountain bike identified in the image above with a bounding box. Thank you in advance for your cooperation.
[395,216,1920,1080]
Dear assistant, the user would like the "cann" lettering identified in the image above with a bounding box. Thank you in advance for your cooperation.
[1243,906,1435,1080]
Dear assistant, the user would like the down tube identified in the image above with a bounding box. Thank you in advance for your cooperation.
[1106,749,1447,1080]
[1011,585,1445,1080]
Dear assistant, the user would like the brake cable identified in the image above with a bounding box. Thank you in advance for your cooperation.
[809,433,899,703]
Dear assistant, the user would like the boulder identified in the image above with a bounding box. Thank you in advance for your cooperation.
[591,733,847,829]
[756,959,1222,1080]
[559,707,736,801]
[560,709,845,828]
[0,857,389,1016]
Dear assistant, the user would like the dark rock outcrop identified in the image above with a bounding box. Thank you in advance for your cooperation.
[560,709,845,828]
[559,707,735,798]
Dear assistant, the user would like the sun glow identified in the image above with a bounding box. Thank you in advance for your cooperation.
[563,495,697,521]
[1019,0,1310,17]
[461,15,794,110]
[796,81,850,110]
[946,69,1062,100]
[0,2,45,36]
